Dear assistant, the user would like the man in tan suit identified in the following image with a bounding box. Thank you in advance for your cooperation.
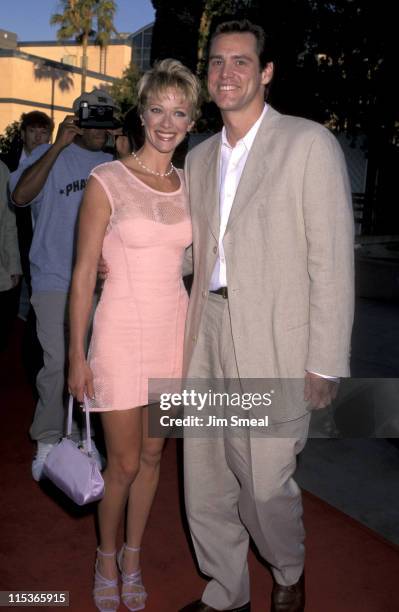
[180,19,354,612]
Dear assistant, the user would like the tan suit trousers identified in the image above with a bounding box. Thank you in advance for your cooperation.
[184,293,310,609]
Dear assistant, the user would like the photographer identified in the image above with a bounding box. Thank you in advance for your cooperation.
[10,90,118,481]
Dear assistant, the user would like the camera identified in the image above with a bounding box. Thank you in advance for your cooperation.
[77,101,116,129]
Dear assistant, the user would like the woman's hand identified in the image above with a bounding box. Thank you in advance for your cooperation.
[68,355,95,403]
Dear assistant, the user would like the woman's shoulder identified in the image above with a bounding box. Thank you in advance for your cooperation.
[90,159,120,177]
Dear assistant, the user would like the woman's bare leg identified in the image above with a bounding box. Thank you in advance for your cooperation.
[123,405,165,574]
[96,407,143,589]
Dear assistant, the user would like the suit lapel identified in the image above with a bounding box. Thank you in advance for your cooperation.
[227,107,280,231]
[199,137,221,240]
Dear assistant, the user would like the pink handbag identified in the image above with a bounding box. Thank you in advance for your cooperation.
[43,395,104,505]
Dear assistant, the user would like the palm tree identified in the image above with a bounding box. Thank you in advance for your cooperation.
[50,0,117,94]
[34,60,74,121]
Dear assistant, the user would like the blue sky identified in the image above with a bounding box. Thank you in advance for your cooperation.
[0,0,155,41]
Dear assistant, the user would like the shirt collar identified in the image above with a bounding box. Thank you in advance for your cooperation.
[221,103,268,152]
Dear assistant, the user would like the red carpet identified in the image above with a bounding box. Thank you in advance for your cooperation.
[1,320,399,611]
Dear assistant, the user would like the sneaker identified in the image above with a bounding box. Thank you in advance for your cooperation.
[80,438,105,471]
[32,442,55,482]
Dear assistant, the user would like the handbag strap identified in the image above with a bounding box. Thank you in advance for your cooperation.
[67,395,93,454]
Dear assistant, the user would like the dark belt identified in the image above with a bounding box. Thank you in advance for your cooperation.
[209,287,228,299]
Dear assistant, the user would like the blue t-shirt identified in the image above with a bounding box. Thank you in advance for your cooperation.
[10,143,112,293]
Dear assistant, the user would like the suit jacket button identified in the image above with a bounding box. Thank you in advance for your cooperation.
[202,291,207,298]
[213,246,217,253]
[192,336,197,342]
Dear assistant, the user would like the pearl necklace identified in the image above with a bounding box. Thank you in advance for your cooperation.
[131,150,174,178]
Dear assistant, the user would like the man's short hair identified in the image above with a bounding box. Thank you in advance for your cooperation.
[209,19,274,70]
[20,111,54,133]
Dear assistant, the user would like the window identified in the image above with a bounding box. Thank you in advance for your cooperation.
[131,26,153,72]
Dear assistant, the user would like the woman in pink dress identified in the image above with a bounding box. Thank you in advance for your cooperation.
[68,59,200,612]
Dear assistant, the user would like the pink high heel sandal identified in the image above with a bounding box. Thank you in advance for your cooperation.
[93,548,120,612]
[117,544,147,611]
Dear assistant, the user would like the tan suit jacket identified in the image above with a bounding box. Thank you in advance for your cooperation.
[183,107,354,417]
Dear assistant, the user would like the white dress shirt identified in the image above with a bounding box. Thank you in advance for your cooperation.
[210,104,267,291]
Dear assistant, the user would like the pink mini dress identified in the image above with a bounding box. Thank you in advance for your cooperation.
[86,160,192,411]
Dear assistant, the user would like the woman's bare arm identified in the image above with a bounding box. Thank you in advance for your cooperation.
[68,175,111,401]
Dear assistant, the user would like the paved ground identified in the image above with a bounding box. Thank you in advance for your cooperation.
[296,294,399,545]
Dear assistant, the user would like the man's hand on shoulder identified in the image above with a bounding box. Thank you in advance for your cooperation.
[304,371,338,410]
[97,255,109,281]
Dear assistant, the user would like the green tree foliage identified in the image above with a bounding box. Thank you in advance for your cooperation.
[197,0,252,75]
[152,0,397,145]
[151,0,399,231]
[108,63,141,115]
[0,120,20,155]
[150,1,248,130]
[150,0,250,73]
[151,1,205,71]
[247,0,398,232]
[50,0,117,93]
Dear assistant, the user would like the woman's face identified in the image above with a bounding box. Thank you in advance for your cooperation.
[141,87,194,155]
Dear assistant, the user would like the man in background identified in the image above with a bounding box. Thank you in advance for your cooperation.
[1,110,54,173]
[2,111,54,293]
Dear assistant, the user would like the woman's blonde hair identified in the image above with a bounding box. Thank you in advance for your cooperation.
[137,58,201,121]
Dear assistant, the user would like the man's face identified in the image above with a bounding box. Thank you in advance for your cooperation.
[21,125,52,154]
[79,128,108,151]
[207,32,273,114]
